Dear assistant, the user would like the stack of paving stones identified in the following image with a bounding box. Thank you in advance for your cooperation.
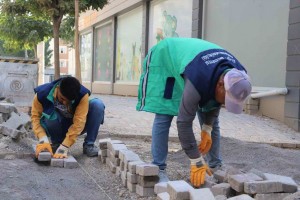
[98,138,160,197]
[32,144,79,169]
[0,101,31,140]
[99,138,300,199]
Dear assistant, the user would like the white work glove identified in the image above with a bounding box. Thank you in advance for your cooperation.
[53,144,69,159]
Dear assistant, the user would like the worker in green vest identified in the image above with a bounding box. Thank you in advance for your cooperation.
[136,38,252,187]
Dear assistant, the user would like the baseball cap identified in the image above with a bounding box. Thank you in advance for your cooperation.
[224,68,252,114]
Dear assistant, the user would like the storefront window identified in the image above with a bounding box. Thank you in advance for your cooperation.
[116,6,143,82]
[149,0,193,49]
[80,33,92,81]
[94,23,113,82]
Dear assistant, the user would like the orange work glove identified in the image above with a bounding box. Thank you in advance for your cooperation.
[190,157,212,187]
[35,136,53,158]
[198,124,212,155]
[53,144,69,159]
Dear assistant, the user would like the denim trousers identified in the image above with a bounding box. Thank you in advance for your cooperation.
[43,98,105,146]
[151,111,222,170]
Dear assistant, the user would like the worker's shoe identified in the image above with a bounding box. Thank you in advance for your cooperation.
[158,169,170,182]
[83,144,98,157]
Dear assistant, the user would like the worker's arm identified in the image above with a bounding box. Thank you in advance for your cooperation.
[31,94,47,139]
[177,78,201,159]
[31,94,53,156]
[61,93,89,147]
[177,78,212,187]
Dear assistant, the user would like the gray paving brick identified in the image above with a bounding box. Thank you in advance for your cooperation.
[214,170,226,183]
[63,156,78,169]
[283,191,300,200]
[190,188,215,200]
[128,160,145,174]
[98,138,111,150]
[136,163,159,176]
[0,102,17,114]
[157,192,170,200]
[127,181,136,192]
[107,140,124,151]
[215,195,227,200]
[167,180,193,200]
[136,184,155,197]
[154,182,168,194]
[227,194,254,199]
[126,172,138,184]
[263,173,298,193]
[51,158,64,167]
[244,180,283,194]
[255,193,292,200]
[38,152,51,161]
[211,183,232,197]
[111,143,127,157]
[228,173,263,192]
[137,175,159,187]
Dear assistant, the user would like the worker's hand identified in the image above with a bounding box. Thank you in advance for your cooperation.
[198,124,212,155]
[53,144,69,159]
[35,136,53,158]
[190,157,212,188]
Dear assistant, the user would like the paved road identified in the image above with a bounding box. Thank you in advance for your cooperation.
[95,94,300,147]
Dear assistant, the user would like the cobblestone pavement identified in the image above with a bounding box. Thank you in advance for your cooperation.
[94,94,300,148]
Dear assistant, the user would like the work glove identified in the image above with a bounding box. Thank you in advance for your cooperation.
[190,156,212,187]
[35,136,53,158]
[53,144,69,159]
[198,124,212,155]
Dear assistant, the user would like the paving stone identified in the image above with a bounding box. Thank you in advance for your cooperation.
[211,183,232,197]
[154,182,168,194]
[248,168,266,179]
[118,149,131,161]
[107,159,116,173]
[2,112,30,130]
[136,163,159,176]
[127,181,136,192]
[157,192,170,200]
[214,170,226,183]
[51,158,64,167]
[283,191,300,200]
[0,113,4,123]
[263,173,298,193]
[167,180,193,200]
[224,167,244,183]
[107,140,124,151]
[38,151,51,161]
[101,156,106,164]
[228,173,263,192]
[0,102,17,114]
[137,175,159,187]
[227,194,254,199]
[189,188,215,200]
[127,172,138,184]
[63,156,79,168]
[244,180,283,194]
[123,151,141,165]
[136,184,155,197]
[128,160,145,174]
[111,143,127,157]
[98,138,111,150]
[215,195,228,200]
[255,193,292,200]
[101,149,107,157]
[116,166,121,177]
[0,125,25,139]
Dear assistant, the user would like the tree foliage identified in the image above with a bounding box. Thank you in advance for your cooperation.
[0,0,108,79]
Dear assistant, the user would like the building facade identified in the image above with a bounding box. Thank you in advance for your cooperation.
[78,0,300,131]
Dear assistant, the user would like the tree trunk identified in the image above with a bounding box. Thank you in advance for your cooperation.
[75,0,82,83]
[52,16,63,80]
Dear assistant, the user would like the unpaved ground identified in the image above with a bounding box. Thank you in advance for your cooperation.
[0,127,300,200]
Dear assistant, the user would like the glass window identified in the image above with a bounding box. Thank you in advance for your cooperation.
[149,0,193,48]
[80,32,92,82]
[94,23,113,82]
[59,46,67,54]
[116,6,143,82]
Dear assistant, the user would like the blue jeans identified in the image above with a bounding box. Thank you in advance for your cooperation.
[151,112,222,170]
[43,98,105,146]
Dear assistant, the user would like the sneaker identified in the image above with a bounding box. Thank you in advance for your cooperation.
[83,144,98,157]
[158,169,170,182]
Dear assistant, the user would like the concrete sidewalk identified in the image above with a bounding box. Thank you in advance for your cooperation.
[95,94,300,148]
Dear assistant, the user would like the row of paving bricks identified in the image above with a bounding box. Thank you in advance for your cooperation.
[98,138,300,200]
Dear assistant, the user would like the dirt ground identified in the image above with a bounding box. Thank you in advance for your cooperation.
[0,131,299,200]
